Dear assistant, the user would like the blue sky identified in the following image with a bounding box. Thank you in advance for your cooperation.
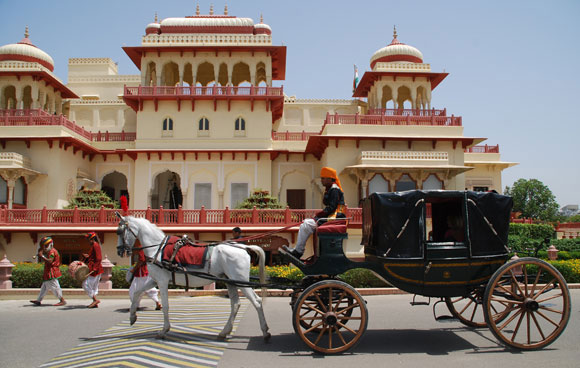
[1,0,578,207]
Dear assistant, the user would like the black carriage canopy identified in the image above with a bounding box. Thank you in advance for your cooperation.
[362,190,513,258]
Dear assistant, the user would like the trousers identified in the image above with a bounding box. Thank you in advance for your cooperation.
[294,218,318,254]
[83,274,101,298]
[36,279,63,301]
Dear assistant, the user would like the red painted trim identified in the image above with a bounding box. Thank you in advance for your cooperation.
[370,54,423,69]
[160,25,255,34]
[0,54,54,71]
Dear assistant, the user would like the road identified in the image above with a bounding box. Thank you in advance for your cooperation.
[0,291,578,367]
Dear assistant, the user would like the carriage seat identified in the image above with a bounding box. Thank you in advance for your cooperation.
[317,220,347,234]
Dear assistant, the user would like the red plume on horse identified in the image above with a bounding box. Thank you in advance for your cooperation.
[120,195,128,215]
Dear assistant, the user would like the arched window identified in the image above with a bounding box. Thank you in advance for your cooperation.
[395,174,416,192]
[199,117,209,130]
[235,117,246,131]
[162,118,173,131]
[423,174,443,190]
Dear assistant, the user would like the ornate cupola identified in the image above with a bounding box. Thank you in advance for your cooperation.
[0,27,55,71]
[145,13,161,35]
[370,26,423,70]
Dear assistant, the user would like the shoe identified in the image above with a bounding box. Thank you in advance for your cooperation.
[29,300,41,306]
[155,303,162,310]
[54,300,67,307]
[87,300,100,308]
[282,245,303,259]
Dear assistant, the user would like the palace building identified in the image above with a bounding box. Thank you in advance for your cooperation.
[0,6,516,264]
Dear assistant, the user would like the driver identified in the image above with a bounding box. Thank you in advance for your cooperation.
[283,167,346,259]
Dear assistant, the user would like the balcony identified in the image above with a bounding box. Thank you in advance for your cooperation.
[271,131,318,141]
[123,85,285,122]
[325,108,462,127]
[465,145,499,153]
[0,206,362,230]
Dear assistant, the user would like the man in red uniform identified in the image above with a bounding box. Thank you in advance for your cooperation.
[82,232,103,308]
[129,247,162,310]
[30,236,66,306]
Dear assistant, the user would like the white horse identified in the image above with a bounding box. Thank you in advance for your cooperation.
[116,214,270,341]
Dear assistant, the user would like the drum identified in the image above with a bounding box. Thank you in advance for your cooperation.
[69,260,91,282]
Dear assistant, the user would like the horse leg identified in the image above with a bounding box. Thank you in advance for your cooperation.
[240,287,270,342]
[157,282,171,339]
[218,284,241,340]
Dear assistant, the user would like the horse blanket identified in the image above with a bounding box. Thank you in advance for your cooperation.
[162,236,209,268]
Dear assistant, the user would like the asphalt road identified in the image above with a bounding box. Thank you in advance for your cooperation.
[0,291,578,368]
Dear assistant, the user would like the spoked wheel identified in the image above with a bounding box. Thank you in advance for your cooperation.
[483,257,571,350]
[445,287,511,328]
[292,280,368,354]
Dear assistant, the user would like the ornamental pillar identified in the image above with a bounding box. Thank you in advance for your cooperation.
[410,88,417,109]
[227,63,233,86]
[0,255,15,289]
[98,255,114,290]
[178,63,184,86]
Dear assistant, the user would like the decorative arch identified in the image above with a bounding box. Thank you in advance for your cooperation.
[183,63,193,85]
[422,173,444,190]
[196,62,215,86]
[395,173,417,191]
[232,62,251,86]
[21,85,33,109]
[279,169,312,209]
[255,62,267,85]
[150,170,182,209]
[381,85,393,109]
[161,61,179,86]
[416,85,428,109]
[146,62,157,86]
[100,170,128,203]
[396,85,412,109]
[2,85,16,109]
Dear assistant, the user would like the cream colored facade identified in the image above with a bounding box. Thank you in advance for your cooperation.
[0,10,516,262]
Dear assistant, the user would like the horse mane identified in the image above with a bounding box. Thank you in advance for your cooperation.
[126,216,165,238]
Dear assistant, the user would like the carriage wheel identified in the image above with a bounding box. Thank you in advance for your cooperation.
[483,257,571,350]
[445,287,511,328]
[292,280,368,354]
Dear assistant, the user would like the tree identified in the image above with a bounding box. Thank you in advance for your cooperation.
[65,189,119,209]
[235,189,284,209]
[504,179,559,221]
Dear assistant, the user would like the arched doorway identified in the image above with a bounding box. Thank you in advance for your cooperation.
[101,171,128,205]
[151,171,182,209]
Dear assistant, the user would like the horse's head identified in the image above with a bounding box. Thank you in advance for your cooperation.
[116,212,137,258]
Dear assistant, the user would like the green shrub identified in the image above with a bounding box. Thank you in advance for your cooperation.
[509,223,555,240]
[112,265,131,289]
[339,268,389,288]
[551,238,580,252]
[11,263,76,288]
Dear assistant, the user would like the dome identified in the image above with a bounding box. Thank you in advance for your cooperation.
[0,28,54,71]
[253,15,272,35]
[160,16,255,34]
[370,28,423,70]
[145,13,161,35]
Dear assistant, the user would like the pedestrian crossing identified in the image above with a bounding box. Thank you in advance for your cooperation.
[41,296,249,368]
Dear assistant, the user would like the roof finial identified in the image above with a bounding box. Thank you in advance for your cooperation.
[196,4,200,16]
[24,25,29,39]
[224,4,228,15]
[260,13,263,23]
[393,25,398,40]
[154,12,158,23]
[209,4,214,15]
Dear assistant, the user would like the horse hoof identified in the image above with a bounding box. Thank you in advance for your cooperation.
[217,334,227,341]
[263,333,271,342]
[130,315,137,325]
[156,333,166,340]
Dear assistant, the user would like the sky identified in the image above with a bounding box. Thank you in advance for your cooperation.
[1,0,579,207]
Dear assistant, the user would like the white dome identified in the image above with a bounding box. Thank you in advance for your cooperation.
[0,38,54,71]
[370,32,423,69]
[254,23,271,31]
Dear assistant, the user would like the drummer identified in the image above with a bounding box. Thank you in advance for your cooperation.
[30,236,67,306]
[283,167,346,259]
[82,232,103,308]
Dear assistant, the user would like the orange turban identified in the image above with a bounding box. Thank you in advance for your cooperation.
[320,167,342,190]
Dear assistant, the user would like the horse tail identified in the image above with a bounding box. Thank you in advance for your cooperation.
[245,245,267,300]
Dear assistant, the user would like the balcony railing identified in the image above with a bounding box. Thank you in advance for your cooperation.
[124,85,284,98]
[325,112,462,127]
[464,144,500,153]
[367,108,447,117]
[0,206,362,228]
[271,131,318,141]
[0,109,135,142]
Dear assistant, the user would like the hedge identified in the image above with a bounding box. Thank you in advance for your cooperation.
[10,261,580,289]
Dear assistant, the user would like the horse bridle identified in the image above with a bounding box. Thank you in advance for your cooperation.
[116,216,163,257]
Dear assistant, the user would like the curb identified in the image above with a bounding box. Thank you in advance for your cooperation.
[2,285,577,300]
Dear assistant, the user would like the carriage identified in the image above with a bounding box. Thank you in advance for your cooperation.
[280,190,571,354]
